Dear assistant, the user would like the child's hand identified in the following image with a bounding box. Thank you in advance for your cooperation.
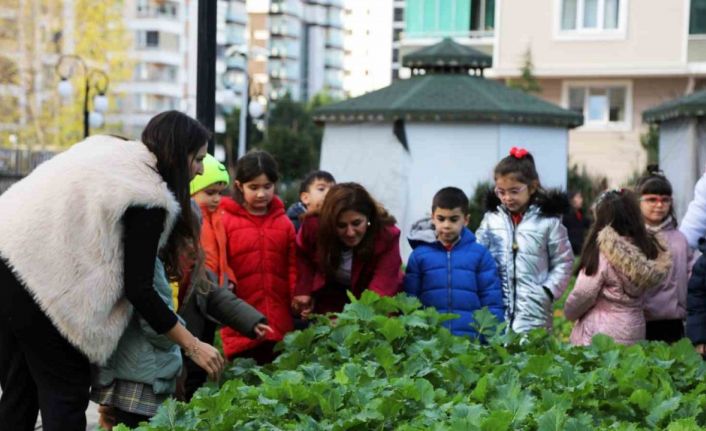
[98,405,116,430]
[292,295,314,318]
[254,323,274,339]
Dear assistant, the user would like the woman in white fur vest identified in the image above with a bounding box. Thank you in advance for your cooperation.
[0,111,225,431]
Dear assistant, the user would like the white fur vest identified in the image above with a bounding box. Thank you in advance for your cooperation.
[0,136,180,365]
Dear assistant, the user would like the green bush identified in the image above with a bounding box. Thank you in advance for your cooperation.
[468,181,493,232]
[122,292,706,431]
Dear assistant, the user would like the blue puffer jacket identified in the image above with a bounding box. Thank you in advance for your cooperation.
[404,218,504,337]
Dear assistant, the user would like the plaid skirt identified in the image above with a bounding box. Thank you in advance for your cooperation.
[91,380,169,417]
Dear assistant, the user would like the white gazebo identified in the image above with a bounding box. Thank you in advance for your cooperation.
[313,38,583,257]
[643,89,706,221]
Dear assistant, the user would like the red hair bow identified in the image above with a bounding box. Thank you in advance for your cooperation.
[510,147,529,159]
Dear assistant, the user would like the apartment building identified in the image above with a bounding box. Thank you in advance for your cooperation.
[394,0,706,185]
[246,0,345,102]
[112,0,197,138]
[342,0,393,97]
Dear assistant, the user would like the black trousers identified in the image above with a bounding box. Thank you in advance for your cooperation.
[0,259,90,431]
[114,408,150,428]
[645,319,685,344]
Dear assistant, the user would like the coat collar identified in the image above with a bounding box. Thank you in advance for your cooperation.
[597,226,671,293]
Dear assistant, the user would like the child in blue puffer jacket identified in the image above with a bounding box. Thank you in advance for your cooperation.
[404,187,504,338]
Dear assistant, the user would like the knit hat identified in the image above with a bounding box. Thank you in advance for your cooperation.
[190,154,230,195]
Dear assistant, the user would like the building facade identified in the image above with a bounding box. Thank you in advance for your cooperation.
[393,0,706,185]
[246,0,345,103]
[341,0,393,98]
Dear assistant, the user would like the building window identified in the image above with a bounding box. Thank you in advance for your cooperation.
[137,31,160,48]
[566,83,630,129]
[691,0,706,35]
[394,7,404,22]
[560,0,621,32]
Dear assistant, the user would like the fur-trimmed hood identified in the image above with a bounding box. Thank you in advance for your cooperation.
[485,188,570,216]
[597,226,672,295]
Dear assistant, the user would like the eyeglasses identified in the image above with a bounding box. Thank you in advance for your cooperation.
[494,184,528,198]
[640,195,672,205]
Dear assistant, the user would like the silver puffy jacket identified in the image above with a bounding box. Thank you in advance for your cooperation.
[475,191,574,333]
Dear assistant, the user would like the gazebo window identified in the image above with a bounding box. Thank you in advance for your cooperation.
[566,83,629,129]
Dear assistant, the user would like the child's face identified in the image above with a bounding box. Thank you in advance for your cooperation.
[236,173,275,215]
[495,174,534,214]
[193,183,227,213]
[432,207,469,246]
[640,194,672,226]
[301,179,334,212]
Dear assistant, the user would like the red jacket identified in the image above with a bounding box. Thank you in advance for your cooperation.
[294,215,403,311]
[220,196,296,359]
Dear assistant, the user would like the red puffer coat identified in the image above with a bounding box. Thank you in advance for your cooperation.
[220,196,296,359]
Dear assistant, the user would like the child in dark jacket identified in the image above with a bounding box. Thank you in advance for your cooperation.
[286,170,336,231]
[687,239,706,355]
[404,187,504,338]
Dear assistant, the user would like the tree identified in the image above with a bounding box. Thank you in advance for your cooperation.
[507,48,541,95]
[640,124,659,166]
[258,95,318,181]
[0,0,131,149]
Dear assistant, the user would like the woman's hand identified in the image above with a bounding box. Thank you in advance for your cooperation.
[185,339,225,380]
[254,323,274,339]
[696,344,706,355]
[292,295,314,318]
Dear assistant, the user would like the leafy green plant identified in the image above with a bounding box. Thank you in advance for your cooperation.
[121,292,706,431]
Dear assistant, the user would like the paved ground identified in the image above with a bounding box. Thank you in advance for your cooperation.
[0,387,100,430]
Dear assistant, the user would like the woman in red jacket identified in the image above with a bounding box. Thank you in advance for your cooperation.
[292,183,403,317]
[221,150,296,364]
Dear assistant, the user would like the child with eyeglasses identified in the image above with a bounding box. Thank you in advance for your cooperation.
[635,166,694,343]
[475,147,574,334]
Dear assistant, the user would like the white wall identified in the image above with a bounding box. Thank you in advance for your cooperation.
[405,122,499,231]
[498,124,568,190]
[319,123,411,225]
[660,118,704,221]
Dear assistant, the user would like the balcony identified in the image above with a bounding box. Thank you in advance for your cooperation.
[136,2,179,19]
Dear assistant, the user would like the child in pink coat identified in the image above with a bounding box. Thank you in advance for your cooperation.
[564,189,671,346]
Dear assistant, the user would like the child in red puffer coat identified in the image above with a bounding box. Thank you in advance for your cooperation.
[221,150,296,364]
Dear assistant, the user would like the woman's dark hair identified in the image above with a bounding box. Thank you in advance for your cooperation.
[578,189,663,276]
[494,150,542,195]
[141,110,211,279]
[233,150,280,204]
[316,183,396,290]
[635,164,676,227]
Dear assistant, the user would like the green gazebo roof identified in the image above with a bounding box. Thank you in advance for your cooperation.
[643,89,706,123]
[402,37,492,70]
[314,74,583,128]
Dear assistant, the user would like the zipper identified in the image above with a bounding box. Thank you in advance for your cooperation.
[447,249,452,330]
[509,214,519,327]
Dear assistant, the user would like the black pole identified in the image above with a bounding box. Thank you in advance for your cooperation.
[196,0,218,154]
[83,78,90,138]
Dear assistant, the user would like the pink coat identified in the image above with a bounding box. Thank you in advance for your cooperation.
[564,226,671,346]
[644,221,694,321]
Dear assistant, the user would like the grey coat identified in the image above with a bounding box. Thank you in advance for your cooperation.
[475,190,574,333]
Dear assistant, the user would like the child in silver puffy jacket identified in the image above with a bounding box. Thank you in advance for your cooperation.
[475,147,574,334]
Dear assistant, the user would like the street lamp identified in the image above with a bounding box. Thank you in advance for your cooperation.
[224,46,267,160]
[55,55,110,139]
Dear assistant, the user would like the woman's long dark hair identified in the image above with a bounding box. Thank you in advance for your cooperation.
[635,164,677,227]
[316,183,395,289]
[578,189,663,276]
[141,110,211,279]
